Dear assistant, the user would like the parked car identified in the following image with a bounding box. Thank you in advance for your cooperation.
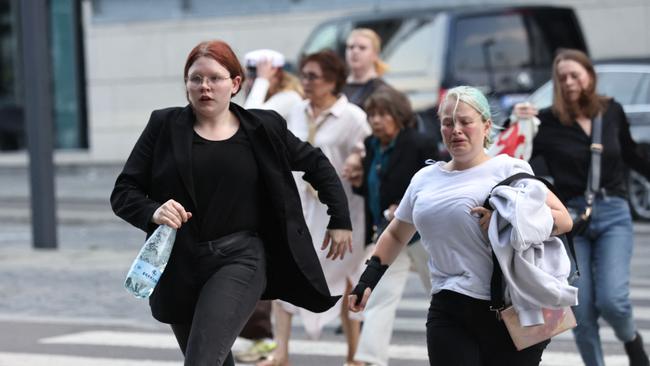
[299,5,588,153]
[527,59,650,220]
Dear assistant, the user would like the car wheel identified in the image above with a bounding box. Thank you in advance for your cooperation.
[627,170,650,221]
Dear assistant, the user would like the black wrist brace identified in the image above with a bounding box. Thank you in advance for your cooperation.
[351,256,389,305]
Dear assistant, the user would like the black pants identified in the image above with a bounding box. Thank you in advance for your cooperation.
[426,290,549,366]
[171,231,267,366]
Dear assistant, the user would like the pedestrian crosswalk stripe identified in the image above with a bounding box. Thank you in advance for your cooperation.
[541,352,627,366]
[0,352,177,366]
[40,331,178,349]
[32,332,632,366]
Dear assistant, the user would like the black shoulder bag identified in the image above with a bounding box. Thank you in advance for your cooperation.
[570,113,603,236]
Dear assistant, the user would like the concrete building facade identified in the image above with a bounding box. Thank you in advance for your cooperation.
[2,0,649,163]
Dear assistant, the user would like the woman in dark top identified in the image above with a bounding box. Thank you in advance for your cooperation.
[343,88,436,366]
[342,28,390,107]
[515,49,650,366]
[110,40,353,366]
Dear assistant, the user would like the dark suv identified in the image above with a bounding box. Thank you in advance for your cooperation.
[528,59,650,220]
[300,5,588,151]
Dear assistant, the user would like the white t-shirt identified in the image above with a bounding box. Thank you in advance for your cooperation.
[394,154,534,300]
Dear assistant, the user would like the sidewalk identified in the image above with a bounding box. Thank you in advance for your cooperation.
[3,163,650,321]
[0,164,122,224]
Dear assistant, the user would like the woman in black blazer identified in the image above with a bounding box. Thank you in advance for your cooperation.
[343,88,436,366]
[110,40,353,366]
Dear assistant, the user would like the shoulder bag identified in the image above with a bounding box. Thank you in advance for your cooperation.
[569,113,603,235]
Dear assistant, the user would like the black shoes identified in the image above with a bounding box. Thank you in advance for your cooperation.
[625,332,650,366]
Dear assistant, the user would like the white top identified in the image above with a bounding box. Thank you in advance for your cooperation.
[243,78,303,120]
[280,95,371,338]
[394,154,533,300]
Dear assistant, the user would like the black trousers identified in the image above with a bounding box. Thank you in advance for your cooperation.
[171,231,267,366]
[426,290,549,366]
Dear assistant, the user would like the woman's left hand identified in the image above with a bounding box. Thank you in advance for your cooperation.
[322,229,353,260]
[470,206,492,233]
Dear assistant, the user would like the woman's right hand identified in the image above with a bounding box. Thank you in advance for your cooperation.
[343,153,364,187]
[255,58,276,80]
[512,101,539,120]
[151,199,192,229]
[348,287,372,312]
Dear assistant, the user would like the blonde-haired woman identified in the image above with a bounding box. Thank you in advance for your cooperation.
[244,49,303,120]
[343,28,391,107]
[350,86,575,366]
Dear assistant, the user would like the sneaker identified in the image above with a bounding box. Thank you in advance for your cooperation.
[235,339,278,363]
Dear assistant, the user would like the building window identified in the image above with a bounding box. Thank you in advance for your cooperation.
[0,0,87,151]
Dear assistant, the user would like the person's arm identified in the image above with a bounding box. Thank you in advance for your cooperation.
[348,218,417,312]
[616,101,650,180]
[471,183,572,235]
[281,115,353,259]
[343,151,364,189]
[243,78,271,109]
[110,110,166,231]
[546,190,572,235]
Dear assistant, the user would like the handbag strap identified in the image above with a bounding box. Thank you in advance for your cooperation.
[586,113,603,205]
[485,173,580,313]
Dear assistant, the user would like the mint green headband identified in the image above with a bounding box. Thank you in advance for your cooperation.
[442,86,492,121]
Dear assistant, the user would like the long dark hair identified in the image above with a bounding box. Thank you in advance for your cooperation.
[551,49,607,125]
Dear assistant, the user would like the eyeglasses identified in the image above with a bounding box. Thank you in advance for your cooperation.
[187,74,231,87]
[299,72,323,82]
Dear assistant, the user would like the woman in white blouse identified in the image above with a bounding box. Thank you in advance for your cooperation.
[258,50,370,366]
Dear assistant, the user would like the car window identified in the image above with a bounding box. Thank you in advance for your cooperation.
[636,74,650,105]
[450,13,530,93]
[303,23,339,55]
[528,81,553,109]
[598,72,643,104]
[453,14,529,71]
[382,18,437,74]
[356,18,404,52]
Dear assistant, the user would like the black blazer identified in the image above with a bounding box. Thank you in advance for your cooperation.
[354,128,436,244]
[111,103,351,324]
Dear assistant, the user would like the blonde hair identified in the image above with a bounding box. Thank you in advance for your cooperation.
[348,28,389,76]
[438,86,494,148]
[267,70,304,101]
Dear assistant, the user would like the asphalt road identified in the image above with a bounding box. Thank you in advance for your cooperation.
[2,165,650,365]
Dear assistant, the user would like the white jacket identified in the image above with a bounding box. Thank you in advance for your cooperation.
[487,178,579,326]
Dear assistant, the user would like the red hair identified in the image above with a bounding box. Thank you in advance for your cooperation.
[184,40,245,96]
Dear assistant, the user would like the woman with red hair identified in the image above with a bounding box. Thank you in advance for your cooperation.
[111,40,353,366]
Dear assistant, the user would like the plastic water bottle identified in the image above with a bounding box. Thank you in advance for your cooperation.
[124,225,177,298]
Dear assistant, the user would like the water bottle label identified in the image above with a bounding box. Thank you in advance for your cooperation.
[132,259,162,283]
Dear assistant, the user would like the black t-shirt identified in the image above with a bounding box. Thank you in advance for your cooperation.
[191,127,263,241]
[342,78,390,108]
[531,100,650,201]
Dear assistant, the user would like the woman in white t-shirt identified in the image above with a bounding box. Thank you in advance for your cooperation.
[348,86,573,366]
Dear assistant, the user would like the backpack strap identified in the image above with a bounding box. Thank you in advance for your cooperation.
[485,172,580,315]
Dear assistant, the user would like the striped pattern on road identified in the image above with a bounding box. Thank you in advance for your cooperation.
[30,330,630,366]
[5,274,650,365]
